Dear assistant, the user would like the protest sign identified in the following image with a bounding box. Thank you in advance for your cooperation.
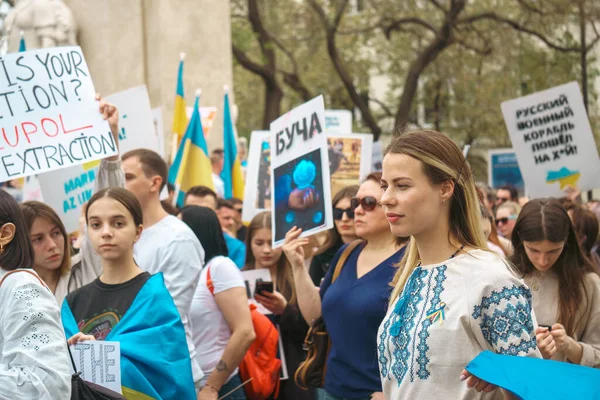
[0,46,115,183]
[327,133,372,197]
[371,140,383,172]
[242,130,271,223]
[22,174,43,201]
[106,85,158,155]
[39,85,160,232]
[270,95,332,247]
[488,148,525,194]
[241,269,273,315]
[324,110,352,134]
[152,107,165,158]
[501,81,600,197]
[70,341,122,394]
[186,106,217,137]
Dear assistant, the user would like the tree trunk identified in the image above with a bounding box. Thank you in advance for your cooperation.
[263,81,283,129]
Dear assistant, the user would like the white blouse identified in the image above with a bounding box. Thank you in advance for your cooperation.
[378,250,541,400]
[0,269,71,399]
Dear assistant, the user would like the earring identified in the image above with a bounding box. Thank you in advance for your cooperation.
[0,243,4,255]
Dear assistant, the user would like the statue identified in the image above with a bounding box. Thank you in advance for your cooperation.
[4,0,76,52]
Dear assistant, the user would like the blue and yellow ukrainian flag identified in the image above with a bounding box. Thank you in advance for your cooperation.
[221,91,245,199]
[18,31,26,52]
[61,274,196,400]
[171,54,188,148]
[168,92,214,207]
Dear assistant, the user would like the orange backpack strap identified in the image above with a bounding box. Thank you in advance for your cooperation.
[0,269,49,290]
[331,240,363,284]
[206,263,215,296]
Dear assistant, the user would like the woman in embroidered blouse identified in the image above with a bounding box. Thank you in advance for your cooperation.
[19,95,123,306]
[377,130,540,400]
[511,198,600,367]
[0,189,71,399]
[284,173,407,400]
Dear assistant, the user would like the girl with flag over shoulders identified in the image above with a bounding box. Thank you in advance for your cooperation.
[62,187,196,399]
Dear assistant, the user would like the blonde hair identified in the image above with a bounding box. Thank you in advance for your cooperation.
[497,201,521,216]
[387,131,488,303]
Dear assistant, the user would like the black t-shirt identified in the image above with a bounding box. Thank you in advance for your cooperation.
[66,272,151,340]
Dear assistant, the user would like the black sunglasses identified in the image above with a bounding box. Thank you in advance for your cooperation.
[350,196,379,212]
[333,207,354,220]
[495,215,517,226]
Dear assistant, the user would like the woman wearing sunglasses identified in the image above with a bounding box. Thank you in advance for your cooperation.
[283,172,407,400]
[309,185,360,286]
[495,201,521,241]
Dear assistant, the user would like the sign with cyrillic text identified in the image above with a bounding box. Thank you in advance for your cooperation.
[0,46,115,183]
[270,95,332,248]
[325,109,352,134]
[70,341,122,394]
[501,82,600,197]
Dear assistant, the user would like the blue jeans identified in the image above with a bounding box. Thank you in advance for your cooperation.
[315,388,372,400]
[218,374,247,400]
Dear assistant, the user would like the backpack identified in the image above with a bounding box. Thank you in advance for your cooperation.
[207,265,281,399]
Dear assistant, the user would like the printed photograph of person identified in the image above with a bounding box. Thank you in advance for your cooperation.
[256,140,272,210]
[328,137,362,197]
[273,149,326,242]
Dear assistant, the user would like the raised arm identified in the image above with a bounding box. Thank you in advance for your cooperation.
[0,273,71,399]
[283,227,323,325]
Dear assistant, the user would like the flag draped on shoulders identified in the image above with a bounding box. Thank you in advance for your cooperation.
[171,56,188,148]
[221,91,244,199]
[61,273,196,400]
[168,93,214,207]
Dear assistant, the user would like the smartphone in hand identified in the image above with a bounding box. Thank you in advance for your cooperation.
[255,280,274,297]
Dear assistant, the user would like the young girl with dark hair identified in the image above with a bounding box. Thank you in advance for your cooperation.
[179,206,255,400]
[62,188,196,398]
[0,190,71,398]
[511,198,600,367]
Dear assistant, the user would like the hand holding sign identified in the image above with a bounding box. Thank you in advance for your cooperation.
[96,94,120,160]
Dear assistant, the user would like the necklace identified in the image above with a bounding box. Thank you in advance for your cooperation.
[416,243,465,267]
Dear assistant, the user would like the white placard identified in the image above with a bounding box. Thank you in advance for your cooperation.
[325,110,353,134]
[39,85,160,233]
[270,96,332,248]
[501,81,600,197]
[327,133,373,196]
[152,107,165,158]
[0,46,115,183]
[241,269,273,315]
[22,174,43,202]
[371,140,383,172]
[186,106,218,137]
[70,341,121,394]
[106,85,158,155]
[242,130,271,223]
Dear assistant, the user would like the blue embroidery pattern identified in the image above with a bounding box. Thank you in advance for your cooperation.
[472,285,537,355]
[378,266,447,385]
[416,266,447,380]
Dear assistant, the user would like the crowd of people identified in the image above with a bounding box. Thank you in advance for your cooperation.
[0,99,599,400]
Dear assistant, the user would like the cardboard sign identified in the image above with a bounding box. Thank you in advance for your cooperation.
[327,133,372,197]
[488,148,525,194]
[70,341,122,394]
[324,110,352,134]
[185,106,217,138]
[501,82,600,197]
[152,107,165,158]
[38,85,158,233]
[242,131,271,223]
[0,46,115,183]
[270,96,332,247]
[106,85,158,155]
[241,269,273,315]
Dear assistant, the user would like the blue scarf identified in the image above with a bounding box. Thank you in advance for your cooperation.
[62,273,196,400]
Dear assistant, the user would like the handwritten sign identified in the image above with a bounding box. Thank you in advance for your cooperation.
[241,269,273,315]
[501,82,600,197]
[106,85,158,155]
[70,341,122,394]
[325,110,352,134]
[39,85,160,233]
[0,46,115,183]
[270,96,332,248]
